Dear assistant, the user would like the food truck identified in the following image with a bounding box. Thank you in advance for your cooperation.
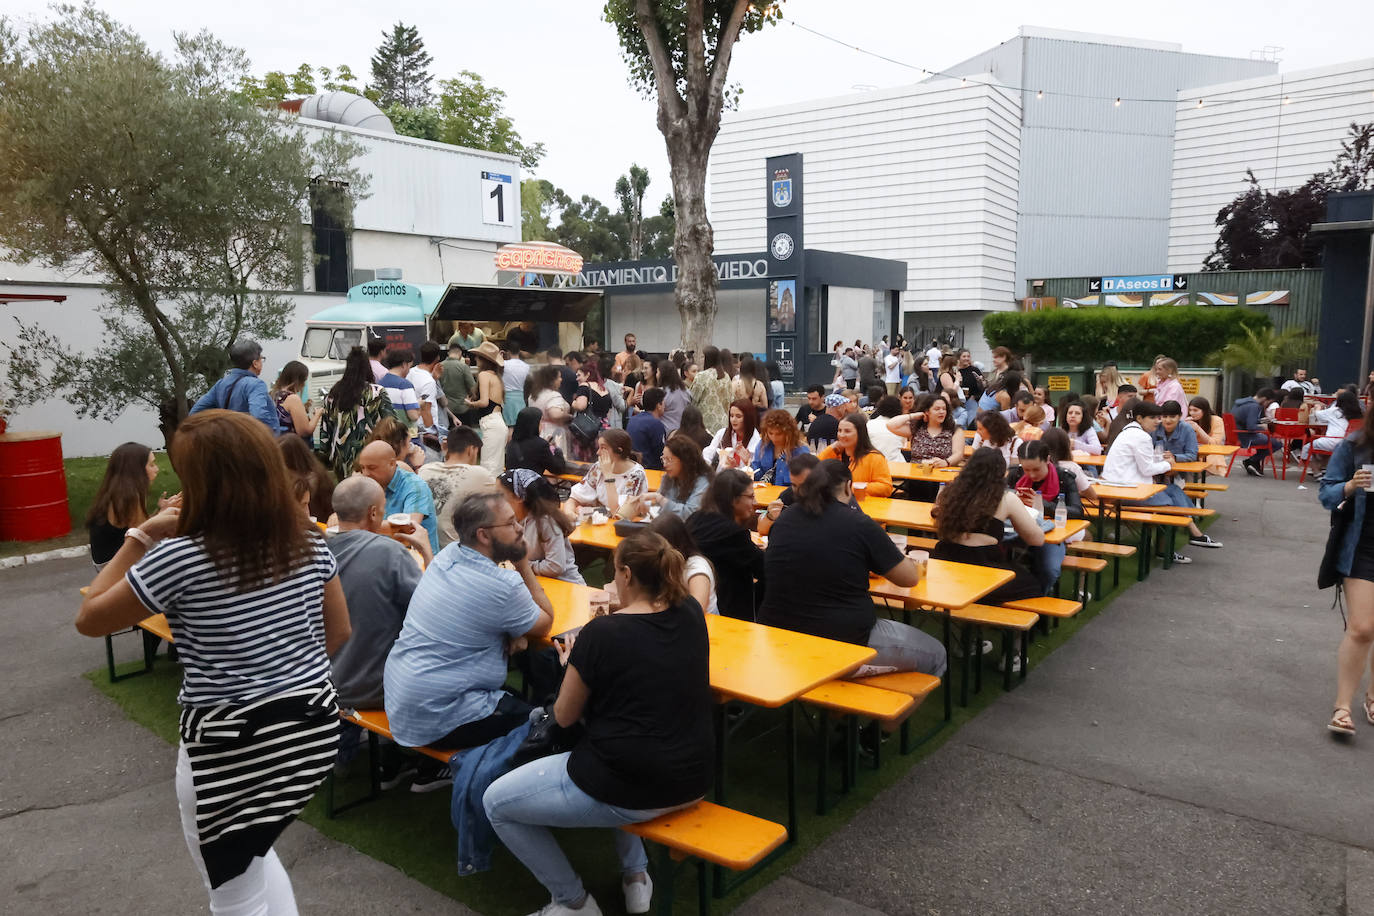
[298,278,602,396]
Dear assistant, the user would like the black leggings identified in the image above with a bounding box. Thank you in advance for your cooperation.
[429,693,533,751]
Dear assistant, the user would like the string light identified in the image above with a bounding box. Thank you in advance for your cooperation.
[1283,95,1292,104]
[1036,89,1043,99]
[1115,97,1122,106]
[1197,99,1205,107]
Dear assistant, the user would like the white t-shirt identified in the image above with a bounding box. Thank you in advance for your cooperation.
[926,346,942,369]
[503,357,531,394]
[867,416,906,462]
[408,367,440,431]
[884,353,902,383]
[684,554,719,615]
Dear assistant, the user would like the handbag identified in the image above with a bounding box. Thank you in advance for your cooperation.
[1319,497,1356,590]
[509,709,584,768]
[569,409,603,444]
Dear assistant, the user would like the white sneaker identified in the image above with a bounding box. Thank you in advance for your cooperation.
[531,895,602,916]
[623,874,653,914]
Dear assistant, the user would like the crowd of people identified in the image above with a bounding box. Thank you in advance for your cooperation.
[87,324,1363,915]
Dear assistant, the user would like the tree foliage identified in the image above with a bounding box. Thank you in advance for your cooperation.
[1204,122,1374,271]
[369,22,433,108]
[1208,324,1317,379]
[521,173,675,261]
[603,0,783,351]
[615,164,651,259]
[0,5,367,439]
[982,306,1271,366]
[236,62,361,104]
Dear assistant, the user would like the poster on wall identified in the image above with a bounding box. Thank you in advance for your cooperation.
[768,336,797,384]
[1245,290,1291,306]
[769,279,797,333]
[480,170,516,227]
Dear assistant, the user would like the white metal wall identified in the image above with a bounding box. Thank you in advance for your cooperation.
[1167,58,1374,272]
[711,79,1022,320]
[607,287,767,357]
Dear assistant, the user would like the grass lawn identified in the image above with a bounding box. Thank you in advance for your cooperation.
[1,454,179,559]
[87,538,1150,916]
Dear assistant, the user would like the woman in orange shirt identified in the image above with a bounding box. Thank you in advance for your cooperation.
[819,412,894,497]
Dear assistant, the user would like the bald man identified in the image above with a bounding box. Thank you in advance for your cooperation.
[356,440,439,552]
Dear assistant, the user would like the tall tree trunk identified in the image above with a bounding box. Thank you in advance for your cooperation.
[667,139,716,355]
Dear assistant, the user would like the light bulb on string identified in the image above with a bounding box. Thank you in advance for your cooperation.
[1283,95,1291,104]
[1036,89,1043,99]
[1114,97,1121,107]
[1197,99,1204,108]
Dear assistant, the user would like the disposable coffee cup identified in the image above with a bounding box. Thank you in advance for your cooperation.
[852,482,869,501]
[1363,464,1374,493]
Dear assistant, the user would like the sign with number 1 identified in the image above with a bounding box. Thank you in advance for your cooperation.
[481,171,514,227]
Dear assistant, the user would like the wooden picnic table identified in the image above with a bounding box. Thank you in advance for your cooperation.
[889,461,960,483]
[857,497,1089,545]
[1198,444,1239,457]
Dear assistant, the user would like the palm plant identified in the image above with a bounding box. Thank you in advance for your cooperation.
[1209,324,1317,380]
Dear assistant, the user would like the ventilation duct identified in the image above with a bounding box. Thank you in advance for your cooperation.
[298,92,395,134]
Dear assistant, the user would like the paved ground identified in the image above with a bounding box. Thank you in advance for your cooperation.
[746,470,1373,915]
[2,468,1364,914]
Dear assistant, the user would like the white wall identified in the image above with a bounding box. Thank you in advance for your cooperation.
[348,230,497,288]
[607,287,766,356]
[826,286,877,350]
[1,283,342,457]
[1168,58,1374,271]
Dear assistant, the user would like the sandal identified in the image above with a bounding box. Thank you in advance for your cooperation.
[1364,695,1374,726]
[1330,706,1356,736]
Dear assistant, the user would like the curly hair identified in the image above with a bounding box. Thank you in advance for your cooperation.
[759,408,801,452]
[976,410,1014,447]
[932,448,1008,541]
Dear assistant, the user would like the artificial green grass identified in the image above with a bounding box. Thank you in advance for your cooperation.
[1,454,179,558]
[86,548,1142,915]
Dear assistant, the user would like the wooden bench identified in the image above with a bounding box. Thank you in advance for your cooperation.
[904,535,938,551]
[949,604,1039,698]
[1060,554,1107,602]
[801,680,915,812]
[327,708,456,817]
[1069,539,1137,590]
[1084,508,1193,577]
[623,801,788,915]
[847,671,942,755]
[1184,482,1228,493]
[1001,597,1083,631]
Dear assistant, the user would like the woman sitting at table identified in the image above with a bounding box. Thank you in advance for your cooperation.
[676,404,714,451]
[569,430,648,520]
[1303,388,1364,464]
[499,469,584,584]
[752,408,809,484]
[865,396,907,462]
[368,415,425,472]
[989,370,1028,412]
[759,460,946,678]
[1040,428,1097,502]
[1185,396,1228,475]
[1010,440,1084,595]
[483,530,712,916]
[1059,399,1103,455]
[967,410,1019,467]
[650,513,718,615]
[504,406,569,478]
[645,433,713,518]
[889,392,960,466]
[86,442,173,566]
[685,470,765,620]
[703,398,761,471]
[930,447,1044,607]
[818,412,894,498]
[898,386,919,416]
[1012,404,1046,443]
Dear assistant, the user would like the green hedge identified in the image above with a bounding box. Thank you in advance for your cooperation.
[982,306,1271,365]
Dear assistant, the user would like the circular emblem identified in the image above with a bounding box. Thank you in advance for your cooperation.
[771,233,794,261]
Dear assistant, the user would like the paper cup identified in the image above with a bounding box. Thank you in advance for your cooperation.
[1363,464,1374,493]
[910,549,930,577]
[852,482,869,501]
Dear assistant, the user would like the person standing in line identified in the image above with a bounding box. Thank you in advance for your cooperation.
[316,347,393,480]
[883,345,903,396]
[466,342,508,476]
[501,347,531,428]
[189,338,281,433]
[626,388,669,471]
[378,349,422,430]
[408,341,445,457]
[367,338,389,382]
[1320,425,1374,736]
[419,426,498,549]
[1152,359,1186,412]
[657,362,691,433]
[857,348,880,394]
[612,333,643,382]
[926,339,943,373]
[690,346,734,438]
[270,360,323,441]
[76,410,351,914]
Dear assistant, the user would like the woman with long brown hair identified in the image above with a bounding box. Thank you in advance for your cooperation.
[732,354,770,410]
[316,346,392,479]
[270,360,322,439]
[686,469,765,620]
[676,404,713,450]
[818,411,894,497]
[86,442,171,565]
[569,429,648,518]
[465,341,507,475]
[1319,423,1374,735]
[77,410,350,913]
[703,398,761,471]
[277,433,335,522]
[499,469,583,584]
[646,432,714,517]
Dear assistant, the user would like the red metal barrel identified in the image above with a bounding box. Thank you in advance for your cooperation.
[0,431,71,541]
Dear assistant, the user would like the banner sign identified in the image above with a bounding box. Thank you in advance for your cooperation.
[1088,274,1189,293]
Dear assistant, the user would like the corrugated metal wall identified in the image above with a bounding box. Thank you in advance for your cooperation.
[1032,267,1323,335]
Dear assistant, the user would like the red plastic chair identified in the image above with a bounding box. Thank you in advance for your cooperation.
[1266,408,1309,480]
[1221,413,1260,477]
[1300,417,1363,483]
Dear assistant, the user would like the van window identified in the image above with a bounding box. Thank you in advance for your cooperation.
[301,327,363,360]
[302,327,332,358]
[330,328,362,359]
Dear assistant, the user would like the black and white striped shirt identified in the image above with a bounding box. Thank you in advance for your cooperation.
[127,535,337,707]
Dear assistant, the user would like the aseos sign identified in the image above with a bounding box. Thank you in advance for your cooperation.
[494,243,584,275]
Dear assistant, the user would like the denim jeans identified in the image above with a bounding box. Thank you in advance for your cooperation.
[483,751,692,905]
[867,616,948,677]
[1030,542,1067,595]
[1136,482,1192,509]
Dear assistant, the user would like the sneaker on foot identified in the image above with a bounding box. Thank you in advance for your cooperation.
[1244,463,1261,477]
[1169,552,1193,565]
[379,759,418,791]
[410,764,453,794]
[531,894,603,916]
[951,638,995,659]
[1189,534,1222,549]
[996,653,1023,674]
[623,875,653,915]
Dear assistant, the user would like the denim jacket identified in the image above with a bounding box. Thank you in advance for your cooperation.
[451,719,532,875]
[1318,439,1369,577]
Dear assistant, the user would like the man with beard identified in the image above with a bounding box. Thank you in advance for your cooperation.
[383,492,554,790]
[613,332,643,382]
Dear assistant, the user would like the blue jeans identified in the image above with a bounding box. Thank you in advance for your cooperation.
[1136,483,1192,509]
[867,616,948,677]
[483,751,692,905]
[1030,542,1067,595]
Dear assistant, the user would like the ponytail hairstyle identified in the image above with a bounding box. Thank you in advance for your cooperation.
[613,530,688,608]
[795,458,851,516]
[599,428,641,465]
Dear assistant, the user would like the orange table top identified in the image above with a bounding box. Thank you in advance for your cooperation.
[1198,444,1239,456]
[858,497,1089,545]
[1091,483,1165,502]
[889,461,960,483]
[537,576,599,639]
[752,483,785,504]
[569,521,623,551]
[1076,454,1106,467]
[1168,460,1209,474]
[869,558,1014,611]
[705,614,875,707]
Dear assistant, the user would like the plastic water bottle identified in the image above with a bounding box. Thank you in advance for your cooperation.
[1054,495,1067,529]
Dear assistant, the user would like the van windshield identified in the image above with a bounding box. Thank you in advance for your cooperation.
[302,327,362,360]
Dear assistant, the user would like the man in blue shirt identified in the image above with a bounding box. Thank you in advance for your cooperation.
[384,491,553,764]
[188,338,281,432]
[1231,388,1275,476]
[379,350,421,427]
[627,387,668,470]
[356,441,439,552]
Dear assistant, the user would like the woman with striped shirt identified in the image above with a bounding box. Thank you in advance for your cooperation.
[77,409,351,913]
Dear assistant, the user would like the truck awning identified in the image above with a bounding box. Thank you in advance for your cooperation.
[432,284,602,323]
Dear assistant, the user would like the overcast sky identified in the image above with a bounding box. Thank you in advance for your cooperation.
[10,1,1374,206]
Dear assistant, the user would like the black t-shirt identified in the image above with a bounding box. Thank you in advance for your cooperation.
[795,403,822,430]
[808,413,840,444]
[566,599,714,809]
[759,500,904,645]
[959,366,985,400]
[558,366,579,402]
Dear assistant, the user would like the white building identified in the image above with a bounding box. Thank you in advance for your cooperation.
[710,26,1274,358]
[1,97,520,456]
[1168,58,1374,272]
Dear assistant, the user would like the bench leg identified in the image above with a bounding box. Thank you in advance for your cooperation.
[816,709,830,816]
[1002,631,1014,692]
[958,624,970,708]
[1020,631,1030,682]
[696,859,709,916]
[973,625,984,695]
[654,844,677,916]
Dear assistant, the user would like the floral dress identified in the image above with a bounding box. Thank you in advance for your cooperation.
[691,370,732,435]
[315,384,391,479]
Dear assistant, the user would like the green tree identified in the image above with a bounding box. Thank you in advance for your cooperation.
[641,195,676,259]
[615,164,651,259]
[369,22,433,108]
[522,178,563,242]
[0,6,367,441]
[604,0,783,351]
[555,195,630,263]
[432,71,545,169]
[1209,324,1317,381]
[1204,122,1374,271]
